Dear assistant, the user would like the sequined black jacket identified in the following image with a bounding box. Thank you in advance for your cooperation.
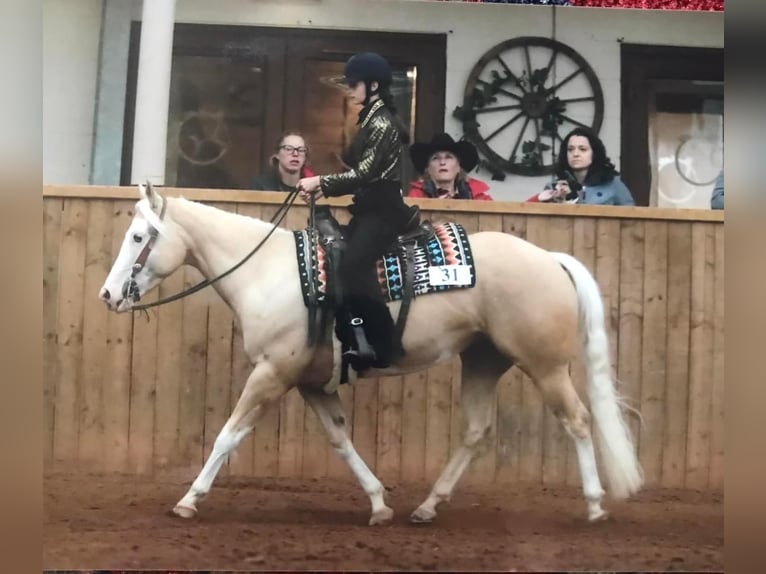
[320,99,405,211]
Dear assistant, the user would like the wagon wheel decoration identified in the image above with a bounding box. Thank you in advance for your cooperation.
[454,37,604,177]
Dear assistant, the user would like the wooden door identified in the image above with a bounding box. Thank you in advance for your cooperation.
[122,23,286,188]
[620,44,724,206]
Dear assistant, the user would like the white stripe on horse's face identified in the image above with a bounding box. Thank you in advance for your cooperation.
[99,198,186,312]
[99,215,155,312]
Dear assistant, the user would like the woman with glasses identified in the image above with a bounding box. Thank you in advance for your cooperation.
[251,131,315,192]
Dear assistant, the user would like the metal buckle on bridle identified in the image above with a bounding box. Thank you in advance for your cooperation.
[127,264,143,302]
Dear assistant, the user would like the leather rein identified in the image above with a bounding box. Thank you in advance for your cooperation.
[124,190,300,312]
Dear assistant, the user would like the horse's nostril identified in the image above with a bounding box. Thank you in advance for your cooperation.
[100,287,111,301]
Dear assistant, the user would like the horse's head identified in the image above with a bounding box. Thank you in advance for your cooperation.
[99,182,187,312]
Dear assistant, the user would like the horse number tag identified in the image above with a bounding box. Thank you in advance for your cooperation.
[428,265,472,286]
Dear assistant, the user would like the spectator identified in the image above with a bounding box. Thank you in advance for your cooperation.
[251,131,315,192]
[527,126,634,206]
[710,170,724,209]
[407,133,492,200]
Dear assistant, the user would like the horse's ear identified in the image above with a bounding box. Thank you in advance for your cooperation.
[139,180,163,212]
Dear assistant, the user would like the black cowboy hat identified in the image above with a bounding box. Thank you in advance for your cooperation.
[409,133,479,174]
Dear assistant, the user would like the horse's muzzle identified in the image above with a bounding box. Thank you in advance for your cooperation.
[99,286,129,312]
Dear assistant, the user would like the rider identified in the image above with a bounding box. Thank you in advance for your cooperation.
[297,52,412,371]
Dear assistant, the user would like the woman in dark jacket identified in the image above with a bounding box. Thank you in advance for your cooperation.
[527,126,635,206]
[297,52,412,370]
[251,131,315,192]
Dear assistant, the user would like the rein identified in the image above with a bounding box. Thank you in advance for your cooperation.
[128,189,300,312]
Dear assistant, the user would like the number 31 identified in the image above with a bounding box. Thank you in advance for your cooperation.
[441,267,458,282]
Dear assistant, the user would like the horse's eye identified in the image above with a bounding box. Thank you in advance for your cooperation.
[132,234,143,243]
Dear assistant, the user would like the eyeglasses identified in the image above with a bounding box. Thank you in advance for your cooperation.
[279,145,308,155]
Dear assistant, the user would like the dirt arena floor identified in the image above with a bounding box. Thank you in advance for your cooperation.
[44,471,722,572]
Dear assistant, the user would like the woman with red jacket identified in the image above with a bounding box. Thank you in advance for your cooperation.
[407,133,492,201]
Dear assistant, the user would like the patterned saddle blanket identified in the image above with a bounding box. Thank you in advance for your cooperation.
[293,221,476,306]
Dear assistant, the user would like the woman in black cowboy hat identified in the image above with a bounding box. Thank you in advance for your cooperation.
[296,52,412,371]
[407,133,492,201]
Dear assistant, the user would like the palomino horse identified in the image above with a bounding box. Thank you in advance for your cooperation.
[99,183,643,526]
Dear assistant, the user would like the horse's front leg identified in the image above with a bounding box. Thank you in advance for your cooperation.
[173,361,290,518]
[298,386,393,526]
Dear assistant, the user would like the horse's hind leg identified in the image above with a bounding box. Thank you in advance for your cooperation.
[298,386,393,526]
[532,364,607,521]
[411,338,510,524]
[173,361,289,518]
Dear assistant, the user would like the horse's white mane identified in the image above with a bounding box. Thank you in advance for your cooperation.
[136,191,286,241]
[136,197,170,236]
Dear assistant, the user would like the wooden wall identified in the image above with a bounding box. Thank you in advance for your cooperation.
[43,186,724,491]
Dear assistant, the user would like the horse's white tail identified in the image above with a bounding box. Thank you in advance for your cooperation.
[550,251,644,499]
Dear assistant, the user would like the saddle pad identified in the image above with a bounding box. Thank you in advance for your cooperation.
[294,229,329,307]
[377,222,476,302]
[293,222,476,307]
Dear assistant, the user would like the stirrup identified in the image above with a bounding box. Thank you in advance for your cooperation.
[343,348,377,362]
[346,316,377,362]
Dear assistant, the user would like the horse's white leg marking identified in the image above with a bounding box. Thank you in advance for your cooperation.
[411,340,508,524]
[298,386,393,526]
[570,430,607,521]
[173,361,288,518]
[533,365,607,521]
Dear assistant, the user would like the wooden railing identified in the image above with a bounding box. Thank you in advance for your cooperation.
[43,185,723,491]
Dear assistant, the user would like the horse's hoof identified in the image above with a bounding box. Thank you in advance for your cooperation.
[588,508,609,522]
[410,507,436,524]
[369,506,394,526]
[172,504,197,519]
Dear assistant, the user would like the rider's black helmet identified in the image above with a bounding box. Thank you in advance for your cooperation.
[343,52,393,89]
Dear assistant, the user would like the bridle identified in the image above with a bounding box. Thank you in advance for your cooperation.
[122,196,167,305]
[124,189,300,312]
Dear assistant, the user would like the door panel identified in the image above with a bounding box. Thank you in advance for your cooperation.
[287,57,420,178]
[165,55,272,189]
[620,44,723,207]
[122,24,286,188]
[292,58,356,175]
[646,80,723,209]
[284,29,446,186]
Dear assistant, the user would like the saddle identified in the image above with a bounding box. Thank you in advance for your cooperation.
[310,205,431,345]
[293,205,476,382]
